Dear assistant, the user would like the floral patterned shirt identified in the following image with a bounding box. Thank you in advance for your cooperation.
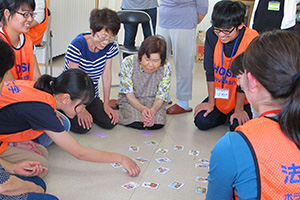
[119,55,171,101]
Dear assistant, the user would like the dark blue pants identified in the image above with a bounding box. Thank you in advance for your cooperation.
[15,175,58,200]
[123,7,157,58]
[194,97,253,131]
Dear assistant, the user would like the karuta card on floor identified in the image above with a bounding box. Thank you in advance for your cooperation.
[168,181,184,190]
[155,148,169,155]
[195,163,210,169]
[121,182,140,191]
[144,140,159,145]
[134,157,150,164]
[195,186,207,194]
[155,157,171,163]
[129,145,140,152]
[173,145,184,151]
[188,150,200,156]
[195,176,208,183]
[110,163,122,168]
[141,181,160,189]
[155,166,170,175]
[199,158,210,164]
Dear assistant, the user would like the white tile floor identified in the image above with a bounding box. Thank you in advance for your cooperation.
[40,55,227,200]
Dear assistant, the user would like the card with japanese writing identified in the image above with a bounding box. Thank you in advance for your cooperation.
[134,157,150,164]
[195,186,207,194]
[195,163,209,169]
[129,145,140,152]
[155,157,171,163]
[168,181,184,190]
[121,182,140,191]
[155,166,170,175]
[195,176,208,183]
[199,158,210,164]
[189,150,200,156]
[141,181,160,189]
[173,145,184,151]
[110,162,122,168]
[155,148,169,155]
[144,140,159,145]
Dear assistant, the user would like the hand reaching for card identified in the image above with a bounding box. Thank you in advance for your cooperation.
[121,155,140,177]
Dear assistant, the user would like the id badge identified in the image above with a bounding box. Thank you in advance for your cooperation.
[215,88,229,100]
[268,1,280,11]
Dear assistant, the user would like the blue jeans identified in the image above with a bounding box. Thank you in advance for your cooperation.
[15,175,59,200]
[123,7,157,58]
[33,111,70,147]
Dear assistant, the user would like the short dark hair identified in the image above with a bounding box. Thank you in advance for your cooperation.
[211,0,246,29]
[0,39,15,82]
[89,8,120,36]
[138,35,167,66]
[231,52,245,76]
[0,0,35,26]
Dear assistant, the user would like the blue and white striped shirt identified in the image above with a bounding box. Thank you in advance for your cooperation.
[64,33,119,97]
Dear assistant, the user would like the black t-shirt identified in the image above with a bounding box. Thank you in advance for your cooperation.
[0,101,64,134]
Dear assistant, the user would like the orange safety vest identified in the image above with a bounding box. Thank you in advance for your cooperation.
[26,0,49,46]
[0,80,56,154]
[235,117,300,199]
[214,27,259,114]
[0,32,35,81]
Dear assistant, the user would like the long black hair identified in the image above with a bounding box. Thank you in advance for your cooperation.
[243,30,300,149]
[34,69,95,106]
[0,39,15,82]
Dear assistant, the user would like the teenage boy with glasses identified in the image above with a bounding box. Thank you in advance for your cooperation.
[194,1,259,131]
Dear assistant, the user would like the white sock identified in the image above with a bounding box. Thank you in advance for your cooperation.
[177,100,189,110]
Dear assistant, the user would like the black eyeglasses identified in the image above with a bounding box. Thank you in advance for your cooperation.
[213,27,236,35]
[15,11,37,19]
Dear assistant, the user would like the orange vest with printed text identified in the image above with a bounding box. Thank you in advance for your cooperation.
[0,33,35,81]
[26,0,49,45]
[214,27,259,114]
[235,117,300,199]
[0,80,56,154]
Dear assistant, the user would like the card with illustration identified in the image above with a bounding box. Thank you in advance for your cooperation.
[155,157,171,163]
[188,150,200,156]
[199,158,210,164]
[168,181,184,190]
[195,163,210,169]
[173,145,184,151]
[134,157,150,164]
[121,182,140,191]
[155,148,169,155]
[142,181,160,189]
[144,140,159,145]
[129,145,140,152]
[195,186,207,194]
[155,166,170,175]
[110,163,122,168]
[195,176,208,183]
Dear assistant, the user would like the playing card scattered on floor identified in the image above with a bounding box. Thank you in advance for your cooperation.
[155,166,170,175]
[121,182,140,191]
[168,181,184,190]
[195,176,208,183]
[129,145,140,152]
[110,163,122,168]
[134,157,150,164]
[195,186,207,194]
[155,157,171,163]
[155,148,169,155]
[141,181,160,189]
[173,145,184,151]
[188,150,200,156]
[144,140,159,145]
[195,163,210,169]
